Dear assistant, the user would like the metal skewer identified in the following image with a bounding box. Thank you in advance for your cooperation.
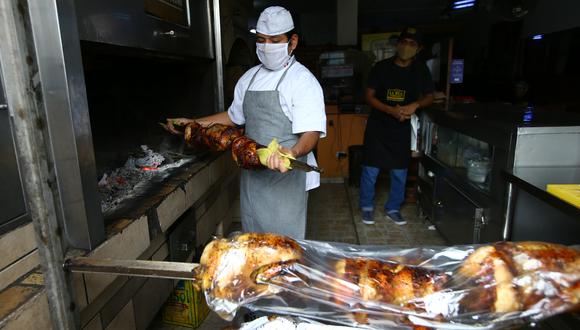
[64,257,199,281]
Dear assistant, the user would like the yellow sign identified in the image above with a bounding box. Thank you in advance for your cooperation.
[361,32,400,63]
[387,89,406,102]
[361,32,399,52]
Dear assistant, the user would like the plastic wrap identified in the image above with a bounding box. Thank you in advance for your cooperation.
[240,315,362,330]
[195,233,580,329]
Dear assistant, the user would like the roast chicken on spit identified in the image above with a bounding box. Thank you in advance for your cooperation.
[184,122,244,152]
[195,233,302,318]
[196,232,580,328]
[182,122,264,170]
[457,240,580,315]
[168,121,322,172]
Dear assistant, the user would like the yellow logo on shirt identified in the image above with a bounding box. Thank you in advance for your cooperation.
[387,89,406,102]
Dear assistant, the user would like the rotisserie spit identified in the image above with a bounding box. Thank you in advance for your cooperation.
[165,120,322,172]
[66,233,579,329]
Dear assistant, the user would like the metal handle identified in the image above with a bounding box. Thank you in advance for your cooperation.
[153,30,190,39]
[474,208,488,226]
[473,208,489,243]
[503,182,515,241]
[154,30,176,37]
[179,243,190,252]
[0,104,7,110]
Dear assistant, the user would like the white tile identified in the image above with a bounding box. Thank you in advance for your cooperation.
[72,273,88,311]
[157,188,186,233]
[133,279,173,330]
[207,156,217,186]
[105,300,135,330]
[220,208,234,236]
[196,204,218,246]
[84,314,103,330]
[84,216,150,302]
[224,153,237,173]
[215,192,229,225]
[0,223,37,270]
[185,165,210,207]
[227,173,240,205]
[0,250,39,292]
[151,243,169,261]
[230,197,241,218]
[2,291,52,330]
[196,190,230,245]
[208,155,223,185]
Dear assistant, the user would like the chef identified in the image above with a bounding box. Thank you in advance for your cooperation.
[165,6,326,239]
[360,27,434,226]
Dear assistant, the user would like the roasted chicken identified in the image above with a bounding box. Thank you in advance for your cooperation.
[197,232,580,327]
[181,122,265,170]
[458,241,580,314]
[196,233,302,319]
[230,136,263,169]
[183,122,243,151]
[328,258,449,324]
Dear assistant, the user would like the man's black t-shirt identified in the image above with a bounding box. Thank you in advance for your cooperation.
[363,57,434,169]
[368,57,434,107]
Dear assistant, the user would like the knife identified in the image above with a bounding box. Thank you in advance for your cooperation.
[289,159,324,173]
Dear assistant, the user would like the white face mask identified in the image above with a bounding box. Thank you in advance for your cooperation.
[256,42,291,71]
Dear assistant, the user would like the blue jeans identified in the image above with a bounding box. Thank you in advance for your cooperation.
[359,165,407,212]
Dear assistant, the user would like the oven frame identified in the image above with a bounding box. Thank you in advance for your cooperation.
[1,0,224,251]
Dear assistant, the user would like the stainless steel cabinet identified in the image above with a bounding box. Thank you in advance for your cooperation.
[417,105,580,244]
[75,0,214,58]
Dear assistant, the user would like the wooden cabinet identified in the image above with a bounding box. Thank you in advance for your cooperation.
[317,109,368,178]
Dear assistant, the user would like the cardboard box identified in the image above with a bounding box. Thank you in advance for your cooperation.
[162,280,209,328]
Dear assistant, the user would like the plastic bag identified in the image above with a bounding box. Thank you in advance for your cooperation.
[195,233,580,329]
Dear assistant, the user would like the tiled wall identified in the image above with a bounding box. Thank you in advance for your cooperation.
[0,152,240,330]
[0,224,39,292]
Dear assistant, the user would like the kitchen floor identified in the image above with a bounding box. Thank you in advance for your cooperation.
[149,180,446,330]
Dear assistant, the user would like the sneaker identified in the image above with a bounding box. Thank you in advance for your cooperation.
[362,210,375,225]
[386,211,407,225]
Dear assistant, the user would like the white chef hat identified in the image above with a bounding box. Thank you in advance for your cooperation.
[253,6,294,36]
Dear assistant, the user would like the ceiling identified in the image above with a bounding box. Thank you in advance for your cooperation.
[252,0,452,30]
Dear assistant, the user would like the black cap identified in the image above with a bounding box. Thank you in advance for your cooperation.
[398,27,422,44]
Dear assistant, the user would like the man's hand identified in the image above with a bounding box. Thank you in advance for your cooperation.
[394,103,419,122]
[162,118,195,135]
[399,102,420,116]
[266,146,294,173]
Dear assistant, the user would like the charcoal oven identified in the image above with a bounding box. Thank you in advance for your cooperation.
[0,0,226,250]
[82,39,214,221]
[78,0,225,249]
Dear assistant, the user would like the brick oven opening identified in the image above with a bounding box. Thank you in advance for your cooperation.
[81,43,216,218]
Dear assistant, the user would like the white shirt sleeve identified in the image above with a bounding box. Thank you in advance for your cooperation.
[227,66,261,125]
[288,70,327,138]
[227,82,245,125]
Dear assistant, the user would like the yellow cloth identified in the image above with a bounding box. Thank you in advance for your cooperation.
[256,139,295,170]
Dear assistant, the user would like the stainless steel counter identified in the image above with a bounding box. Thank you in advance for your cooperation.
[503,166,580,244]
[418,106,580,244]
